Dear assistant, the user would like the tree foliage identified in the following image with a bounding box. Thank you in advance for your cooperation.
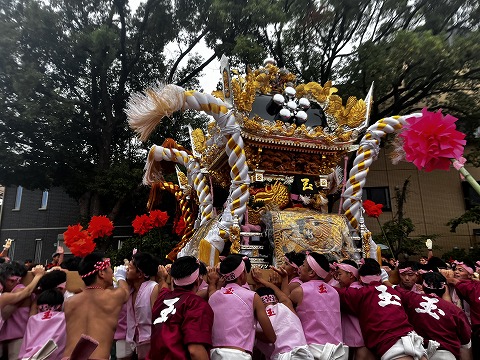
[447,206,480,233]
[1,0,479,226]
[0,0,212,219]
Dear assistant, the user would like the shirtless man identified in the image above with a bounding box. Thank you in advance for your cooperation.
[63,253,129,360]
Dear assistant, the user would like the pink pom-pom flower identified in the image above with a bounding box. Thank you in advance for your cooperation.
[400,108,466,172]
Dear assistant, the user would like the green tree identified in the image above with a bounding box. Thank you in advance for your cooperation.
[0,0,211,220]
[208,0,479,125]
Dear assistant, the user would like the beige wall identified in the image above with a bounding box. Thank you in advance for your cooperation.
[360,148,480,255]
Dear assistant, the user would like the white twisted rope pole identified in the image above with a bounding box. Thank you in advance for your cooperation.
[342,113,422,229]
[127,85,250,262]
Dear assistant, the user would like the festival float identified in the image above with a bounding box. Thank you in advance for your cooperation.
[126,56,471,267]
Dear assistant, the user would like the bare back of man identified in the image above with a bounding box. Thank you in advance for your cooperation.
[64,288,127,359]
[63,254,129,360]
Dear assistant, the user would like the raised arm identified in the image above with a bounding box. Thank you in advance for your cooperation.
[0,265,45,309]
[57,246,65,266]
[206,266,220,298]
[157,265,169,290]
[252,268,295,313]
[0,239,12,258]
[253,293,276,343]
[113,265,130,303]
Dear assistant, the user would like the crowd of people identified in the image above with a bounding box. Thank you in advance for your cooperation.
[0,244,479,360]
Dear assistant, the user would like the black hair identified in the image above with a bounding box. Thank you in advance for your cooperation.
[340,259,358,268]
[422,272,447,297]
[157,257,173,267]
[78,252,106,286]
[219,255,244,283]
[25,259,33,263]
[38,270,67,291]
[0,262,15,289]
[198,261,207,276]
[426,257,447,271]
[37,288,64,307]
[170,256,200,290]
[256,286,275,298]
[61,257,82,271]
[132,252,160,278]
[359,258,381,277]
[398,261,419,271]
[285,251,306,268]
[308,252,329,278]
[10,261,27,278]
[230,254,251,273]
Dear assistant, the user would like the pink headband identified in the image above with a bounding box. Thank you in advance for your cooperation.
[284,256,299,269]
[80,258,111,278]
[454,261,474,274]
[173,268,200,286]
[8,276,21,284]
[221,260,245,282]
[417,269,432,275]
[334,262,359,279]
[399,267,416,274]
[306,253,329,279]
[360,275,382,284]
[38,304,62,313]
[422,280,445,290]
[260,294,277,304]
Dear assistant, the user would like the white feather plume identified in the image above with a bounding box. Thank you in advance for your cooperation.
[126,83,186,142]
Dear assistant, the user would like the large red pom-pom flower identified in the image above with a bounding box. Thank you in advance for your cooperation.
[363,200,383,218]
[400,108,466,172]
[149,210,169,228]
[87,215,114,239]
[63,224,97,257]
[132,214,153,235]
[68,234,96,258]
[63,224,85,247]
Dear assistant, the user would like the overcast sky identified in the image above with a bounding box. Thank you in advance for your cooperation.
[129,0,220,93]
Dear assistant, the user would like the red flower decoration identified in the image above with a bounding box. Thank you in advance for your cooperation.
[63,224,97,257]
[363,200,383,218]
[149,210,169,228]
[132,214,153,235]
[68,234,96,258]
[64,224,85,247]
[174,217,186,236]
[400,108,466,172]
[87,215,114,239]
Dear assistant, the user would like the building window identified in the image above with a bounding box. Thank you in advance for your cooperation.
[57,235,72,255]
[462,181,480,210]
[34,239,43,264]
[363,186,392,211]
[13,186,23,210]
[115,236,130,250]
[39,190,49,210]
[8,240,15,260]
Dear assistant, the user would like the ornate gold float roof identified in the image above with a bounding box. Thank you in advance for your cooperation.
[210,62,371,148]
[192,61,372,175]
